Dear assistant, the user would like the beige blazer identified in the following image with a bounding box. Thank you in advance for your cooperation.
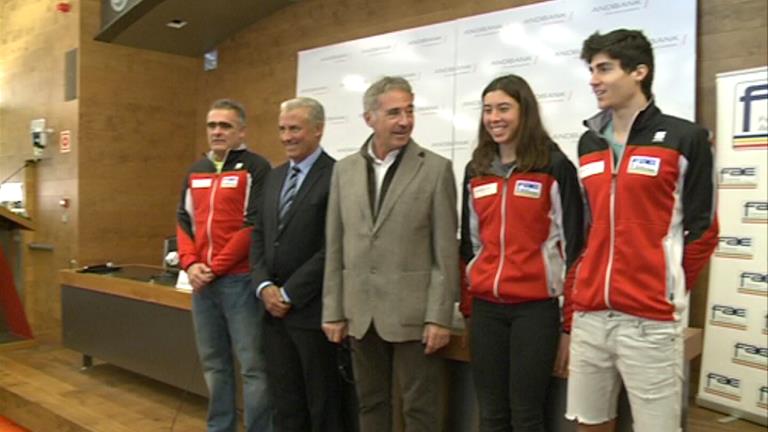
[322,140,459,342]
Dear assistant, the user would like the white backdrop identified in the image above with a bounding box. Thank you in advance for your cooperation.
[296,0,697,187]
[697,66,768,426]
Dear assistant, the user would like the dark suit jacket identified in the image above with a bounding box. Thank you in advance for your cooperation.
[251,150,335,329]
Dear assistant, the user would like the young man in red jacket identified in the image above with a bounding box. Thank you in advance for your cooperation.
[565,30,718,432]
[177,99,272,432]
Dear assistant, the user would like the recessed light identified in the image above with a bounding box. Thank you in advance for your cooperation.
[166,19,187,29]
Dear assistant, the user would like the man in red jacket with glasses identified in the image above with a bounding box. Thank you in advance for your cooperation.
[177,99,272,432]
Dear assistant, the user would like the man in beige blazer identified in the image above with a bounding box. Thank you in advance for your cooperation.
[322,76,459,432]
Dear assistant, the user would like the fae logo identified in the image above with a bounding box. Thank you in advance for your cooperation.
[733,81,768,148]
[764,312,768,335]
[719,166,758,189]
[743,201,768,223]
[759,386,768,410]
[710,304,748,330]
[705,372,741,401]
[732,342,768,370]
[716,236,754,259]
[738,271,768,296]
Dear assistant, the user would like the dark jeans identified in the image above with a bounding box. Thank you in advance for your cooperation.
[470,297,560,432]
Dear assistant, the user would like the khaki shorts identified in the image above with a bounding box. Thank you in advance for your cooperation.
[565,310,683,432]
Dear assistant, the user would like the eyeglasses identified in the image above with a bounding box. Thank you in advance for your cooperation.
[206,121,236,130]
[336,339,355,384]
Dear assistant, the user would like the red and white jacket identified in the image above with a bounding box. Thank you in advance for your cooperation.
[176,146,270,276]
[460,144,585,332]
[573,102,718,322]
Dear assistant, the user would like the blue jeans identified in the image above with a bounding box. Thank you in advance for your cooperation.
[192,273,272,432]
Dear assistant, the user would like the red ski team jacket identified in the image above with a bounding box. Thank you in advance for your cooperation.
[176,146,270,276]
[460,144,585,332]
[573,102,718,322]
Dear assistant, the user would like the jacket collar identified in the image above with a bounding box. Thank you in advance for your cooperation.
[207,143,248,164]
[359,134,411,161]
[276,151,332,233]
[583,98,660,134]
[488,155,516,178]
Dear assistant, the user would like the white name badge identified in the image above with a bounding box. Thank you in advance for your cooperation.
[627,156,661,176]
[514,180,542,198]
[220,175,239,188]
[191,178,212,188]
[473,182,498,199]
[579,161,605,179]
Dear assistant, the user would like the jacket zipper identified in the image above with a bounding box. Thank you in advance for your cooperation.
[603,110,643,309]
[593,107,651,309]
[206,175,219,265]
[604,155,616,309]
[492,177,509,298]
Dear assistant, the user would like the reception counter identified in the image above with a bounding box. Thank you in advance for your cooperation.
[59,265,207,397]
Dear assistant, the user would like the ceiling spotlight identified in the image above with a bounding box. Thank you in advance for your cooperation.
[166,19,188,29]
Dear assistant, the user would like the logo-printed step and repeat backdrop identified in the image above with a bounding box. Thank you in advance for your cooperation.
[297,0,696,189]
[298,0,768,424]
[699,66,768,426]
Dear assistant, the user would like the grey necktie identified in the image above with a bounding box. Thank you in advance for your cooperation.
[279,166,301,226]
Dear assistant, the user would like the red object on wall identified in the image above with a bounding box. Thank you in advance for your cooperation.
[59,130,71,153]
[0,415,31,432]
[0,246,33,339]
[56,2,71,13]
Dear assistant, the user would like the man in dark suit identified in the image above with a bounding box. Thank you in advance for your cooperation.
[251,97,350,432]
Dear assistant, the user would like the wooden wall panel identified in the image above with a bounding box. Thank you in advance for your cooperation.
[77,0,201,265]
[0,0,79,341]
[2,0,203,339]
[697,0,768,133]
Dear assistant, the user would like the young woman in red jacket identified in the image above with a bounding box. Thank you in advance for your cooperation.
[460,74,584,432]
